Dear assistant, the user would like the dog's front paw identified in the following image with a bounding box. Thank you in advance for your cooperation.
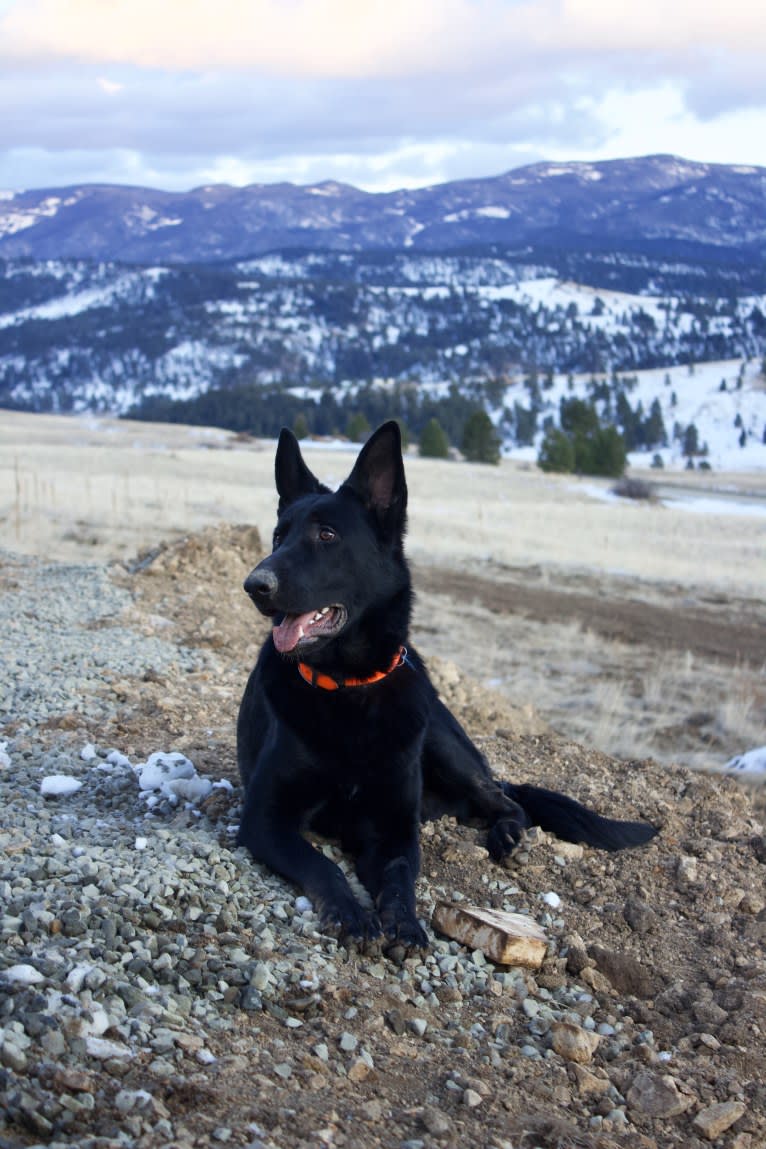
[319,900,382,945]
[380,908,429,953]
[487,815,527,863]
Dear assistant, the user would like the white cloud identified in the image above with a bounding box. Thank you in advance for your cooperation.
[1,0,765,191]
[2,0,765,75]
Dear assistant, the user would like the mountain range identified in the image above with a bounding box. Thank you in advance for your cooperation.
[2,154,765,270]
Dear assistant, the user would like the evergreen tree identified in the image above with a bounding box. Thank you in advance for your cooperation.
[581,426,627,478]
[419,418,450,459]
[346,412,371,442]
[560,397,600,437]
[682,423,699,458]
[513,402,538,447]
[643,398,668,449]
[538,429,576,473]
[461,410,501,464]
[293,412,310,440]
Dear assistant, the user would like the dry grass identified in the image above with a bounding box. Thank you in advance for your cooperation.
[2,410,764,771]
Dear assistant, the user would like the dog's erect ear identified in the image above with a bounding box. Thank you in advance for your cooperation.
[342,421,407,532]
[275,428,328,511]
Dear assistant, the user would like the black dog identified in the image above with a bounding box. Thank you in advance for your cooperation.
[237,422,656,948]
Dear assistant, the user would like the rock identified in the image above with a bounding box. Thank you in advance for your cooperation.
[53,1067,95,1092]
[550,1022,600,1064]
[420,1105,451,1135]
[571,1065,610,1096]
[339,1032,358,1053]
[463,1089,483,1108]
[563,932,590,975]
[347,1057,372,1083]
[627,1071,694,1117]
[693,1101,747,1140]
[432,903,547,968]
[675,855,699,887]
[588,945,658,997]
[1,963,44,985]
[385,1008,406,1035]
[623,897,658,934]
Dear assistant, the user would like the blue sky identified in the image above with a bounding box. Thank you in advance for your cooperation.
[1,0,765,192]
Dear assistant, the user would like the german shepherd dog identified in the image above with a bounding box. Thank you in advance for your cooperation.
[237,422,656,948]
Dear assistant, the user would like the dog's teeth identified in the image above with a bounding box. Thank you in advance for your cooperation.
[320,606,330,615]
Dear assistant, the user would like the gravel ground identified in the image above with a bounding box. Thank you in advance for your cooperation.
[1,531,765,1149]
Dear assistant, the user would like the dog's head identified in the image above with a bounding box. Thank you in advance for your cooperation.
[244,421,409,658]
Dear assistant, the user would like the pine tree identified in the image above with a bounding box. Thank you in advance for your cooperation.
[345,412,371,442]
[682,423,699,458]
[643,398,668,449]
[419,418,450,459]
[538,429,576,473]
[293,413,310,440]
[461,410,501,464]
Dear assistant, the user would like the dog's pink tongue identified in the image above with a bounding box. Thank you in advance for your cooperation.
[272,612,316,653]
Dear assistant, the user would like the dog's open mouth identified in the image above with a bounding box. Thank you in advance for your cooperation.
[272,605,347,654]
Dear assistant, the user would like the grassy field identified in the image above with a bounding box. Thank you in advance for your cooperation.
[2,410,764,771]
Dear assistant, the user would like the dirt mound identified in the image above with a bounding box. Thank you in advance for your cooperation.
[79,526,766,1147]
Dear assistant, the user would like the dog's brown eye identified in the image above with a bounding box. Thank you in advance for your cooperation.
[318,526,336,543]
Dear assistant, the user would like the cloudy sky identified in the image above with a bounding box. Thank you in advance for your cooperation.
[2,0,765,193]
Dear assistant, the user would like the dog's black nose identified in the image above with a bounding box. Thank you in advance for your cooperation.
[244,567,278,599]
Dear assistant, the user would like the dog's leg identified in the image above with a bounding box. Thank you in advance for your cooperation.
[237,772,381,943]
[354,830,428,950]
[422,699,656,860]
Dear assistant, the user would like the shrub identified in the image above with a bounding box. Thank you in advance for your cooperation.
[612,477,657,502]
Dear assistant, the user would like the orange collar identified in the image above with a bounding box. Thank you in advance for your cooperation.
[297,645,408,691]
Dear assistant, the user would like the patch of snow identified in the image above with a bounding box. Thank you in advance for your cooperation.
[476,206,511,219]
[136,751,195,792]
[724,746,766,774]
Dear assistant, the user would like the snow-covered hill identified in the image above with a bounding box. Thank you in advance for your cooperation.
[1,254,765,471]
[497,357,766,472]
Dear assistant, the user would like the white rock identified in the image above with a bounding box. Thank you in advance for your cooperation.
[40,774,83,797]
[84,1035,132,1059]
[65,962,94,993]
[80,743,98,762]
[1,963,44,985]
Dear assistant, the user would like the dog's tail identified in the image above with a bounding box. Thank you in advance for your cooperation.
[502,782,657,851]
